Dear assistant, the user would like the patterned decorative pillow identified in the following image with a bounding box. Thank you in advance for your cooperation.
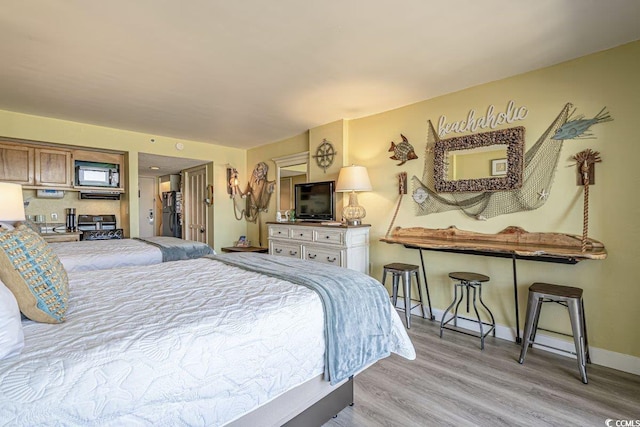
[0,224,68,323]
[17,219,41,233]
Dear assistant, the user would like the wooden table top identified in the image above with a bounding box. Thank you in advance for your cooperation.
[381,226,607,262]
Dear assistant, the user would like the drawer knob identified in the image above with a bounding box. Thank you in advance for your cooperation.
[325,235,330,239]
[275,248,282,254]
[327,257,336,262]
[308,254,317,259]
[300,233,304,236]
[289,250,297,256]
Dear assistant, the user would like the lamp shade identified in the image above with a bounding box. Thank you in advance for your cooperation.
[335,165,372,192]
[0,182,26,222]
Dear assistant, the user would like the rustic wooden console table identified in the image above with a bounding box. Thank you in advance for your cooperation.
[381,226,607,343]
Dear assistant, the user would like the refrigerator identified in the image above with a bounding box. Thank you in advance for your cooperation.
[162,191,182,238]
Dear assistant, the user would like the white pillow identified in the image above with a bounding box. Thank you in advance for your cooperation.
[0,279,24,359]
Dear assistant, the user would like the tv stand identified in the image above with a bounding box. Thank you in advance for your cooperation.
[267,222,370,274]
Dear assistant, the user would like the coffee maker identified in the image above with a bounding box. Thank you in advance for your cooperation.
[66,208,77,232]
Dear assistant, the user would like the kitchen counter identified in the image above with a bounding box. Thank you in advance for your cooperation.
[41,232,81,243]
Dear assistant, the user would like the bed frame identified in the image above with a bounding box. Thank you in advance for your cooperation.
[229,375,354,426]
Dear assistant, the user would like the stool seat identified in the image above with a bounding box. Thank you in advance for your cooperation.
[384,263,420,272]
[519,282,590,384]
[382,263,433,328]
[529,282,583,299]
[448,272,490,283]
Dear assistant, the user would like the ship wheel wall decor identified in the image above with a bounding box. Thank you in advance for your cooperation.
[313,139,336,173]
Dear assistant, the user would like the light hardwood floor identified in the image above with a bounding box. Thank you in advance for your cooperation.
[325,316,640,427]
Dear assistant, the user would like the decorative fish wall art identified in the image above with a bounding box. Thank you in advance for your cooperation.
[389,134,418,166]
[551,107,612,140]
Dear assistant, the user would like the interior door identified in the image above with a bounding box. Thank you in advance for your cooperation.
[183,164,208,243]
[138,176,156,237]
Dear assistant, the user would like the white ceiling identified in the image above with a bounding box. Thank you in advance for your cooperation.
[1,1,639,149]
[137,152,207,177]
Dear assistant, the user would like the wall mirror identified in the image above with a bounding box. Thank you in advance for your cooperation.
[272,152,309,213]
[434,127,525,192]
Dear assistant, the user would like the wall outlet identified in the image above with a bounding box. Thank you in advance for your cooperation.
[51,213,58,221]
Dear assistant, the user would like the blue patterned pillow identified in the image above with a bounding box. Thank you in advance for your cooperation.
[0,224,68,323]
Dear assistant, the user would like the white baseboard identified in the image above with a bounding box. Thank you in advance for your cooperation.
[394,303,640,376]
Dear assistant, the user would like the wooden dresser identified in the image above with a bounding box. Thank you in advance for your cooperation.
[267,222,370,274]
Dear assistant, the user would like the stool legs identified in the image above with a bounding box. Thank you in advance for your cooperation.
[477,283,496,338]
[519,291,540,364]
[402,270,412,328]
[568,298,588,384]
[414,271,428,320]
[519,288,590,384]
[440,281,495,350]
[382,264,430,329]
[440,284,460,338]
[391,274,399,307]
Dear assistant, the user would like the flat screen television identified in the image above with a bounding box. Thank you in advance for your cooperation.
[294,181,335,221]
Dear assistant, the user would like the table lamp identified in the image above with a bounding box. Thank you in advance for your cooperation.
[336,165,372,226]
[0,182,26,230]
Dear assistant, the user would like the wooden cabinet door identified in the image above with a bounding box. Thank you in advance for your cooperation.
[34,148,72,187]
[0,142,34,184]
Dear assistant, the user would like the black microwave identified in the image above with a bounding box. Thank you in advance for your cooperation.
[75,162,120,188]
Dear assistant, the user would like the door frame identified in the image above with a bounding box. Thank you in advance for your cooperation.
[182,163,213,245]
[138,175,158,237]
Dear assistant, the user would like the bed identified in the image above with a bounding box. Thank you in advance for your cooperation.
[49,236,215,272]
[0,251,415,426]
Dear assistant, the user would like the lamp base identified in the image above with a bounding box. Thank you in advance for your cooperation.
[342,192,366,227]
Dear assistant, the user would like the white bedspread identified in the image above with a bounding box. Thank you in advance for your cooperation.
[0,258,413,426]
[50,239,164,272]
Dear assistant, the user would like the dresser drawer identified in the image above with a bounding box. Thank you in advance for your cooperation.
[313,229,344,245]
[269,225,291,239]
[270,241,302,259]
[290,227,314,242]
[304,246,343,267]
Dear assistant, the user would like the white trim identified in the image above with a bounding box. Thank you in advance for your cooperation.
[395,302,640,376]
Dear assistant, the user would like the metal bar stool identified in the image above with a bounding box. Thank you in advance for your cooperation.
[518,282,590,384]
[382,263,432,328]
[440,272,496,350]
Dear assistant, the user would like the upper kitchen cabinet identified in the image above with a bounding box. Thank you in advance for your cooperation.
[0,139,124,191]
[34,147,73,188]
[0,142,34,184]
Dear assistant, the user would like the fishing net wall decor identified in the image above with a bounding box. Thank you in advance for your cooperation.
[411,103,612,219]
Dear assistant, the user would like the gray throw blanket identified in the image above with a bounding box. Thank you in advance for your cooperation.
[135,237,214,262]
[209,253,392,384]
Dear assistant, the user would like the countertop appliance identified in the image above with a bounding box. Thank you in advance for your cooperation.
[162,191,182,238]
[75,161,120,188]
[77,214,123,240]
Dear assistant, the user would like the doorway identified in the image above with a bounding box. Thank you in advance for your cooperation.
[183,164,209,244]
[138,176,157,237]
[138,152,211,242]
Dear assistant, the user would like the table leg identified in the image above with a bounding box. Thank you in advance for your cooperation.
[512,254,522,344]
[418,249,435,320]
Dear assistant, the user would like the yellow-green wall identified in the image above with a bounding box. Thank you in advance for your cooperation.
[0,111,247,253]
[249,40,640,362]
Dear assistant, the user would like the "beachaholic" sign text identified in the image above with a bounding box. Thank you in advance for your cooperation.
[437,100,528,138]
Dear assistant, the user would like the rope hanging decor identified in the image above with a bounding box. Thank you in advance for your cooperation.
[572,149,601,252]
[385,172,407,238]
